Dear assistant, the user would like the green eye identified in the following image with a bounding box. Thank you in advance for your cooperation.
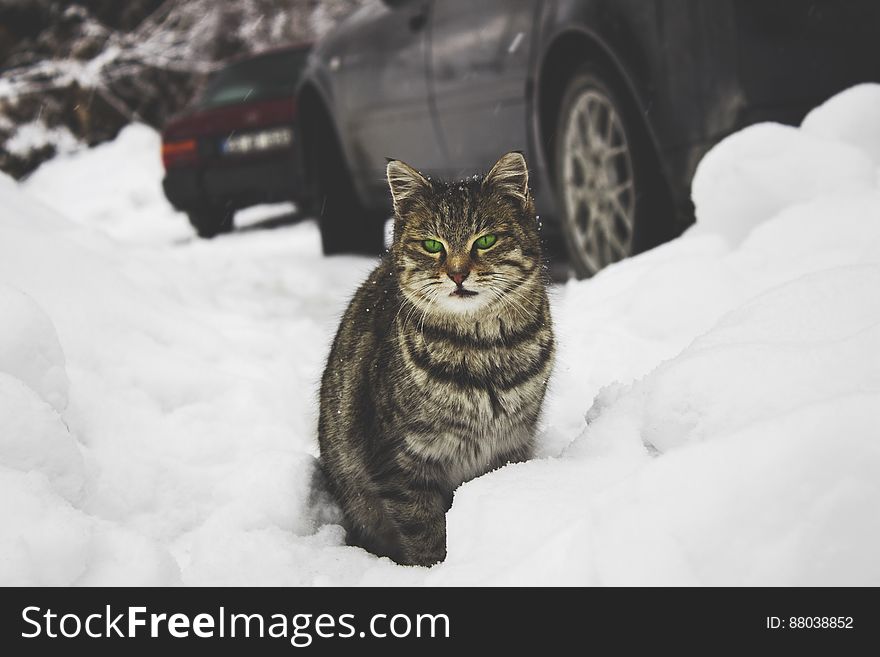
[423,239,444,253]
[475,234,497,249]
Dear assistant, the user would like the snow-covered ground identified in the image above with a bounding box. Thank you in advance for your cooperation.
[3,85,880,586]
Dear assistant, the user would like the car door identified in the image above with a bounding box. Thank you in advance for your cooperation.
[428,0,540,178]
[333,0,447,202]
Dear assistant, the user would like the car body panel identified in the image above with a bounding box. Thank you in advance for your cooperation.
[330,1,447,203]
[430,0,540,178]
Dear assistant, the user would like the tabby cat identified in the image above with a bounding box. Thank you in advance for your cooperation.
[318,152,554,566]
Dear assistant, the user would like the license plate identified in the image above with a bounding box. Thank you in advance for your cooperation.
[221,127,292,155]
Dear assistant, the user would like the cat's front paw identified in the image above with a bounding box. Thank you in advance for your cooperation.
[398,533,446,567]
[401,544,446,567]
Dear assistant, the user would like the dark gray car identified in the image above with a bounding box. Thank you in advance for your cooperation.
[298,0,880,276]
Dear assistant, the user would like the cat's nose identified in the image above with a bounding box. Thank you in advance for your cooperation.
[448,270,469,286]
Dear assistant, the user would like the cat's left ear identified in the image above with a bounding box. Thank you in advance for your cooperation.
[482,151,530,208]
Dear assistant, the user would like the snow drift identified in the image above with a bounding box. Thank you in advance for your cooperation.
[3,84,880,585]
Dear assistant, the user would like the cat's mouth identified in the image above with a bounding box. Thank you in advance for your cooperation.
[451,287,478,298]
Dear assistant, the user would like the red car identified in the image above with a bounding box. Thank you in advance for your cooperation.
[161,44,311,237]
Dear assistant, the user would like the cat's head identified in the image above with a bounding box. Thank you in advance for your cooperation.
[387,152,543,317]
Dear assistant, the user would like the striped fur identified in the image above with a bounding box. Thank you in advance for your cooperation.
[318,153,554,566]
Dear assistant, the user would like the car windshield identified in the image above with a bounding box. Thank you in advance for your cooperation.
[197,48,309,109]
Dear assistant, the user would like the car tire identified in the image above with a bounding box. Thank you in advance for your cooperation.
[553,64,672,278]
[188,207,235,239]
[306,108,385,256]
[317,180,386,256]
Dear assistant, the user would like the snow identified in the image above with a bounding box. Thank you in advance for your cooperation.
[0,285,69,413]
[4,120,81,158]
[3,84,880,585]
[0,372,83,501]
[802,83,880,167]
[22,123,300,245]
[690,122,876,244]
[22,124,191,245]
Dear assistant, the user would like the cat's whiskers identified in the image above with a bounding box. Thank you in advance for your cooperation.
[477,283,514,319]
[485,281,539,326]
[507,286,544,324]
[477,271,540,319]
[396,279,441,329]
[484,285,524,324]
[484,269,542,311]
[395,296,418,332]
[402,298,426,335]
[509,281,543,312]
[417,285,444,337]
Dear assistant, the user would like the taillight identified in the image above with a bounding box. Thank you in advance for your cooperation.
[161,138,198,169]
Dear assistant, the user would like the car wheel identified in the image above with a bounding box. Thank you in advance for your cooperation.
[305,108,385,256]
[187,207,234,239]
[317,181,386,256]
[554,64,670,277]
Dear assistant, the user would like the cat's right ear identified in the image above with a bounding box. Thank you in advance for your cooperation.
[386,159,431,218]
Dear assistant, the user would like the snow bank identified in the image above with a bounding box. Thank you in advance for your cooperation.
[3,84,880,585]
[22,123,299,245]
[0,372,82,501]
[22,124,192,245]
[802,83,880,166]
[2,163,391,585]
[0,285,69,412]
[435,84,880,585]
[691,123,876,244]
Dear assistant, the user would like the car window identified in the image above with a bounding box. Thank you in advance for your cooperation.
[197,49,309,108]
